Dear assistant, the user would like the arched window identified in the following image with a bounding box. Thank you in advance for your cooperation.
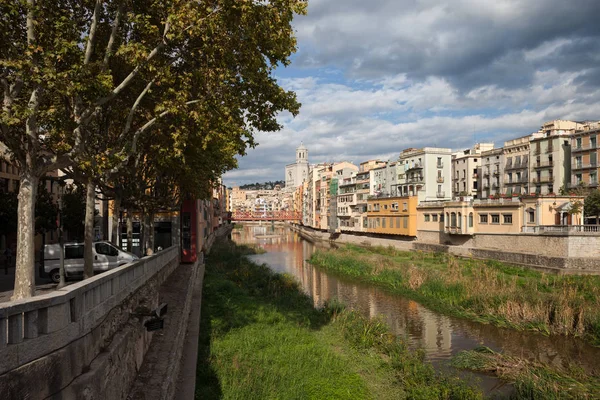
[450,212,457,227]
[468,213,473,227]
[458,212,462,228]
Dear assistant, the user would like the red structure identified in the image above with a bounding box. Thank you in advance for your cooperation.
[231,210,301,221]
[180,199,198,263]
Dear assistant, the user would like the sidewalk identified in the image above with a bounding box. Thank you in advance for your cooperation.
[0,264,61,303]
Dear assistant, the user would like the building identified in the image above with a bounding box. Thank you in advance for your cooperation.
[452,143,494,199]
[417,195,585,238]
[284,143,309,189]
[479,147,503,198]
[570,121,600,190]
[501,135,532,197]
[397,147,452,201]
[367,196,418,237]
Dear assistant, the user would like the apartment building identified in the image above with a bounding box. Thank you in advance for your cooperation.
[337,173,360,232]
[370,161,402,197]
[479,147,503,198]
[501,136,531,196]
[570,122,600,189]
[367,196,418,237]
[397,147,452,201]
[452,143,494,199]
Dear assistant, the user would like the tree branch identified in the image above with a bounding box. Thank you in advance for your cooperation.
[84,0,103,65]
[103,3,124,66]
[120,80,154,141]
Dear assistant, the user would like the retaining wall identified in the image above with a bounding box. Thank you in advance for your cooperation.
[0,247,179,399]
[288,224,600,274]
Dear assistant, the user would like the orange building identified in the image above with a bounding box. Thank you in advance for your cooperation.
[367,196,418,237]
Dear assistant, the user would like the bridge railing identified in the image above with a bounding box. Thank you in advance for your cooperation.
[0,246,179,375]
[232,211,302,220]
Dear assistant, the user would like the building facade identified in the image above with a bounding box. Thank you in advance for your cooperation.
[398,147,452,201]
[285,143,310,189]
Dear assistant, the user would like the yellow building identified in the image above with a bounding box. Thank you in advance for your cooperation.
[417,195,585,236]
[367,196,418,237]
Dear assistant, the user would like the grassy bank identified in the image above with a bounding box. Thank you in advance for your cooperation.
[196,240,482,399]
[452,347,600,399]
[308,245,600,345]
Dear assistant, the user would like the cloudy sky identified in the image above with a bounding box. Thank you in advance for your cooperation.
[223,0,600,187]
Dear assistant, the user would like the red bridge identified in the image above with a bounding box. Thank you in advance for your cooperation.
[231,210,302,221]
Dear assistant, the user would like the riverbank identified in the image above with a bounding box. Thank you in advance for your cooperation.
[309,244,600,345]
[196,240,483,399]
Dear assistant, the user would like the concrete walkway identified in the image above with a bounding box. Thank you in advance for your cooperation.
[128,261,205,400]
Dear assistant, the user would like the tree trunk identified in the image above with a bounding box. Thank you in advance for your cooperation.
[126,213,133,253]
[141,210,147,255]
[83,179,95,279]
[149,212,155,254]
[111,193,121,247]
[143,212,154,256]
[13,172,39,300]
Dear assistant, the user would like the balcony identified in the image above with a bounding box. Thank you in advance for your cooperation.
[492,182,499,189]
[406,162,423,171]
[522,225,600,234]
[572,143,598,153]
[436,191,446,198]
[533,161,554,169]
[532,177,553,184]
[436,162,444,168]
[505,161,525,170]
[472,173,478,179]
[483,170,490,177]
[546,147,554,154]
[483,182,490,189]
[533,148,541,155]
[437,176,444,183]
[408,175,424,183]
[493,170,500,176]
[572,163,598,170]
[445,226,472,235]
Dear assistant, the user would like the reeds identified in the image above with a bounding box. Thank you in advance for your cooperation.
[309,245,600,344]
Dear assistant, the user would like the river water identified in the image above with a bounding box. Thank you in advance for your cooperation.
[231,223,600,396]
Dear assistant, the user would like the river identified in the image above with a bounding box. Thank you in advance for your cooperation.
[231,223,600,396]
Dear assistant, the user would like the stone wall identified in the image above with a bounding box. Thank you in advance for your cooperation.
[0,248,179,399]
[289,224,600,273]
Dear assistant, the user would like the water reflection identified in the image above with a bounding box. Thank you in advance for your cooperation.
[231,224,600,393]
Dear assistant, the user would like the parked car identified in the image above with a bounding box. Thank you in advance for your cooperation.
[44,241,139,283]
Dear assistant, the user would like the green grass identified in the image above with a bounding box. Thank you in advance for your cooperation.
[451,347,600,399]
[308,244,600,345]
[196,241,482,400]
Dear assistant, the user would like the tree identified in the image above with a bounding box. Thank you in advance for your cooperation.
[1,0,306,298]
[584,190,600,224]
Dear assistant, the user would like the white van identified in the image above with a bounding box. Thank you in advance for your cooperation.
[44,241,139,283]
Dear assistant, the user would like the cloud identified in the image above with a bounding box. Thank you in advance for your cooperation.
[223,1,600,186]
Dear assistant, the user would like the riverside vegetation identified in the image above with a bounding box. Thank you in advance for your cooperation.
[196,240,482,399]
[309,245,600,344]
[309,244,600,398]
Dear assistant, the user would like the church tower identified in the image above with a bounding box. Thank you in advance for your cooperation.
[285,143,310,188]
[296,143,308,164]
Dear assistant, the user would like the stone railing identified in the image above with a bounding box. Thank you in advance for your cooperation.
[0,246,178,376]
[521,225,600,234]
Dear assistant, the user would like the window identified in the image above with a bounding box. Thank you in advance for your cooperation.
[376,218,381,228]
[503,214,513,224]
[391,202,399,210]
[403,202,408,211]
[432,214,438,222]
[403,216,408,229]
[437,157,442,167]
[95,243,119,256]
[468,213,473,227]
[396,217,401,227]
[576,137,582,148]
[440,213,445,222]
[491,214,500,224]
[382,218,386,228]
[384,204,388,210]
[424,214,430,222]
[592,136,597,148]
[450,212,457,227]
[480,214,488,223]
[368,204,372,211]
[528,211,535,223]
[65,245,85,259]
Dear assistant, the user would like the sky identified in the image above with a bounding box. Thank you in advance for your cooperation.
[223,0,600,187]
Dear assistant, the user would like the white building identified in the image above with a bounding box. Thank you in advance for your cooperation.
[398,148,452,201]
[452,143,494,199]
[285,143,309,189]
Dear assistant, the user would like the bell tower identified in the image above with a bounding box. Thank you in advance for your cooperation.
[296,142,308,164]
